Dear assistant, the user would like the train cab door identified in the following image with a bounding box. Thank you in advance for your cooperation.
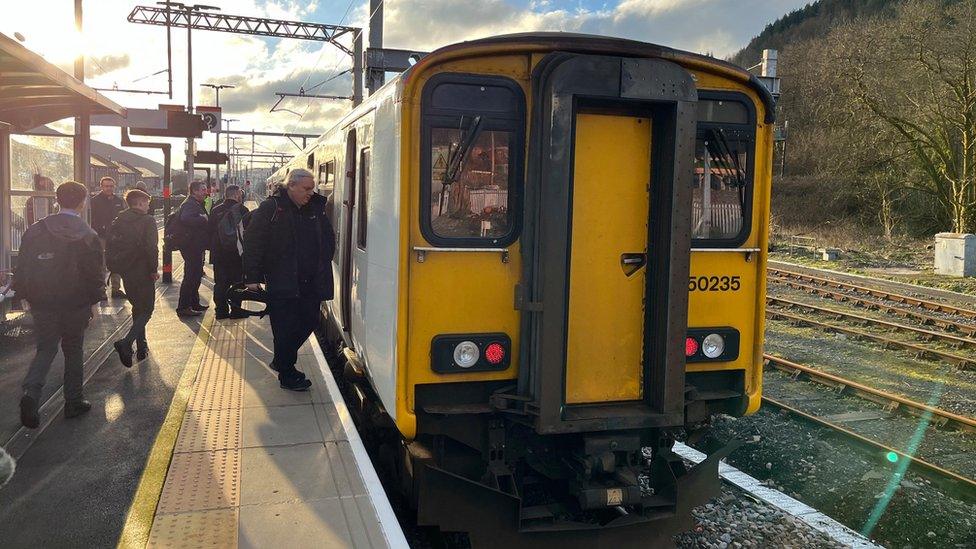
[564,113,651,404]
[521,54,698,433]
[339,130,357,332]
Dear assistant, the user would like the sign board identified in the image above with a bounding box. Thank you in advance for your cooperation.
[129,110,206,138]
[91,108,168,129]
[196,106,221,132]
[194,151,229,164]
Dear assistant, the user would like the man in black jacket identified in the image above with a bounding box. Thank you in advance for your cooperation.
[14,181,105,428]
[109,190,159,366]
[243,169,335,391]
[90,177,125,298]
[209,185,249,320]
[176,181,210,317]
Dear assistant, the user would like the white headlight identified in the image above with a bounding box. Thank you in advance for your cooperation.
[702,333,725,359]
[453,341,480,368]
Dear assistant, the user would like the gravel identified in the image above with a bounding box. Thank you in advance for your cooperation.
[674,486,846,549]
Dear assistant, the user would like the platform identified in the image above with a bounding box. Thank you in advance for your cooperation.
[119,313,405,548]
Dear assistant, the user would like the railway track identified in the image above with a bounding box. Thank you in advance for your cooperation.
[766,296,976,350]
[768,267,976,321]
[761,354,976,495]
[767,275,976,337]
[764,307,976,370]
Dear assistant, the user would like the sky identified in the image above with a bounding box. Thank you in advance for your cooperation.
[1,0,809,172]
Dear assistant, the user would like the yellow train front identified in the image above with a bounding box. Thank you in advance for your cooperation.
[272,32,772,547]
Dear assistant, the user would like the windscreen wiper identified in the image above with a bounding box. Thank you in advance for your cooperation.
[444,115,484,185]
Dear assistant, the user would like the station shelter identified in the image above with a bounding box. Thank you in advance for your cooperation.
[0,32,124,321]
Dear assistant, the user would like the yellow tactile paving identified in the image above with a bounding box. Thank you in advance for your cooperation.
[187,359,244,412]
[147,508,238,549]
[173,408,243,453]
[156,449,241,513]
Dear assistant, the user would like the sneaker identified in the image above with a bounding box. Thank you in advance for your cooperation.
[114,340,134,368]
[111,290,127,299]
[176,308,203,318]
[136,344,149,361]
[64,399,92,419]
[192,303,209,312]
[20,394,39,429]
[279,373,312,392]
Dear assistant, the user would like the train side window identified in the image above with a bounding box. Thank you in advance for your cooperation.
[318,160,336,197]
[693,95,756,245]
[358,149,370,250]
[421,74,525,247]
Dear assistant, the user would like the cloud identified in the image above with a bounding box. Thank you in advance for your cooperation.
[4,0,806,171]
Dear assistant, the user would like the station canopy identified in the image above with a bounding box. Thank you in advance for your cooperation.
[0,32,124,131]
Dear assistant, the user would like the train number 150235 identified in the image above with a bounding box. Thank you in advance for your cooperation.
[688,276,741,292]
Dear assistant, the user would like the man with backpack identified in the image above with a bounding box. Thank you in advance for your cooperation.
[173,181,210,317]
[13,181,105,428]
[90,176,125,299]
[209,185,249,320]
[243,169,335,391]
[106,189,159,366]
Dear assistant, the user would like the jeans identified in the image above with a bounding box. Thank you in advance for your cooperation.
[22,306,92,402]
[213,258,244,315]
[121,274,156,348]
[268,296,321,375]
[99,237,122,293]
[178,249,205,310]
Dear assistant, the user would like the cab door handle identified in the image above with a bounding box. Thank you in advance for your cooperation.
[620,253,646,276]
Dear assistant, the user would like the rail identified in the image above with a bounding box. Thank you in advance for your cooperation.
[766,296,976,349]
[767,275,976,337]
[762,397,976,495]
[768,267,976,320]
[764,308,976,370]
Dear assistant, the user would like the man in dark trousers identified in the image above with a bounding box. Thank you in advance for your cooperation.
[108,189,159,366]
[90,176,125,298]
[14,181,105,428]
[209,184,249,320]
[243,169,335,391]
[176,180,210,317]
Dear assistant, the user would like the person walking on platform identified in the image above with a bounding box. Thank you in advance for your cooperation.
[176,181,210,318]
[210,185,250,320]
[90,176,125,299]
[106,189,159,366]
[13,181,105,428]
[243,169,335,391]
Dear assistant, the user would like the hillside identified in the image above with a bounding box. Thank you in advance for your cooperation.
[730,0,901,67]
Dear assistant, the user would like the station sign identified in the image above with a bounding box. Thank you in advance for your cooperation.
[194,150,229,164]
[196,106,221,133]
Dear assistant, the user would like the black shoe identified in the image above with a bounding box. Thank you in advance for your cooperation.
[270,362,307,379]
[215,311,230,320]
[112,290,127,299]
[64,399,92,418]
[114,340,134,368]
[136,344,149,361]
[20,394,39,429]
[177,308,203,318]
[228,310,250,319]
[279,372,312,392]
[192,303,209,312]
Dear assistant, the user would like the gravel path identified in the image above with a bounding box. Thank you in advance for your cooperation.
[674,486,846,548]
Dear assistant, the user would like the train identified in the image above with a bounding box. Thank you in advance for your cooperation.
[267,33,774,546]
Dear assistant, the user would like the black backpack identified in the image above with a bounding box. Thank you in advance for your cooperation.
[163,211,185,252]
[105,219,143,274]
[14,221,82,308]
[216,204,243,253]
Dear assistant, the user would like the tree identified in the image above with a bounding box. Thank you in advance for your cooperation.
[830,0,976,233]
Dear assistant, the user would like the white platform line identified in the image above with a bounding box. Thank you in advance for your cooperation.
[310,337,410,549]
[673,443,881,549]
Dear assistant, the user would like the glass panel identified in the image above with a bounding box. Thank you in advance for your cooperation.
[698,100,749,125]
[429,128,511,239]
[10,134,74,191]
[692,128,749,240]
[358,150,370,249]
[431,83,518,113]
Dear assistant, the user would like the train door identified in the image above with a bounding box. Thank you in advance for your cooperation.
[350,146,370,341]
[340,130,357,331]
[564,113,651,404]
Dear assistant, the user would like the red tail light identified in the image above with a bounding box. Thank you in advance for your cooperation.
[685,337,699,357]
[485,342,506,365]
